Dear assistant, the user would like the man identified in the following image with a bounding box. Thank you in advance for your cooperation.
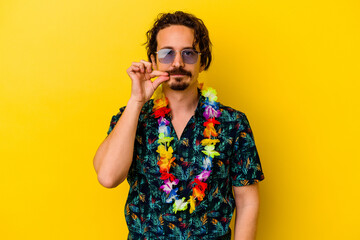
[93,11,264,240]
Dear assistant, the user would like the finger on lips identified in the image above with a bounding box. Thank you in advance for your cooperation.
[149,70,169,78]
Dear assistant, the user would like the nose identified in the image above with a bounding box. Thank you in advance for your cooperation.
[171,51,185,68]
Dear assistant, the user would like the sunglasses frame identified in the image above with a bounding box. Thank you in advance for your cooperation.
[155,48,202,64]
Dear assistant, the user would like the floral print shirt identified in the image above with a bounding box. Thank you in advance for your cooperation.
[107,89,265,240]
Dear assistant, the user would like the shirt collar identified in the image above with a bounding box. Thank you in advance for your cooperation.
[151,87,206,120]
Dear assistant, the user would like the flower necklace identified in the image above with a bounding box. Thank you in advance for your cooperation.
[152,86,221,214]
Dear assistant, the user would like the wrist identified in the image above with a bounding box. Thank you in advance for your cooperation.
[127,97,146,109]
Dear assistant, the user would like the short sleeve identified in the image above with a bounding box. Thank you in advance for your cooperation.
[230,113,265,186]
[106,106,126,136]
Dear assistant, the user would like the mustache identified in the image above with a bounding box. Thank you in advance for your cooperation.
[166,68,192,77]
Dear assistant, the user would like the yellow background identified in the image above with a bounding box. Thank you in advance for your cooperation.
[1,0,359,239]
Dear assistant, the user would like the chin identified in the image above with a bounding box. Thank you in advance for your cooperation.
[167,76,190,91]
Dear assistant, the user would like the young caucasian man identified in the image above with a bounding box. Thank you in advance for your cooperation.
[93,11,265,240]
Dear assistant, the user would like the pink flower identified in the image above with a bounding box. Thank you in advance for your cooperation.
[196,170,212,181]
[203,106,221,119]
[160,179,179,194]
[158,117,170,126]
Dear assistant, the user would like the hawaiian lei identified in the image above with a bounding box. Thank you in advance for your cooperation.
[152,86,221,214]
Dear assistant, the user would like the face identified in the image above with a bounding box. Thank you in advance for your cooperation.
[152,25,205,91]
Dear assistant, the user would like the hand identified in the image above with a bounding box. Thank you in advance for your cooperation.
[126,59,169,105]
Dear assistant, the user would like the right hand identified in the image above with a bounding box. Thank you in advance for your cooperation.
[126,59,169,105]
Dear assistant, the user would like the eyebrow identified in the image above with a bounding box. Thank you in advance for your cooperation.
[159,46,195,50]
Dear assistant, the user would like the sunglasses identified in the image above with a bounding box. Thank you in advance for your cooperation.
[155,48,201,64]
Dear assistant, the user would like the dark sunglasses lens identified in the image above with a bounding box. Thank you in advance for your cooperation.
[182,50,198,64]
[157,49,175,64]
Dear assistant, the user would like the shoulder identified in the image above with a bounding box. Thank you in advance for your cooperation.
[218,102,247,123]
[216,102,255,135]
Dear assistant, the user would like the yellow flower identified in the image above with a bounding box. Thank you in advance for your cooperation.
[152,86,165,100]
[201,87,218,102]
[202,145,220,158]
[173,197,189,213]
[188,195,196,214]
[158,133,174,146]
[157,145,173,159]
[201,139,220,146]
[153,97,168,110]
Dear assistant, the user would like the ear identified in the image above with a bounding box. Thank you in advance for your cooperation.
[150,54,158,70]
[199,64,205,73]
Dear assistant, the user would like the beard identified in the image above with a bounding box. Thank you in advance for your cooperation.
[169,77,190,90]
[166,67,192,91]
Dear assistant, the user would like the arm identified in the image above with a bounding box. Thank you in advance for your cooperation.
[93,59,169,188]
[233,183,260,240]
[93,99,143,188]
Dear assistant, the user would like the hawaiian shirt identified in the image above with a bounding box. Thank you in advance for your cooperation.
[107,89,265,240]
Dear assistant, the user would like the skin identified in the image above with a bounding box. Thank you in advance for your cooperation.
[151,25,205,139]
[93,24,260,240]
[234,183,260,240]
[152,25,205,92]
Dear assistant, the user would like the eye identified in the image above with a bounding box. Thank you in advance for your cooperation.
[166,49,175,56]
[182,49,196,56]
[158,49,175,58]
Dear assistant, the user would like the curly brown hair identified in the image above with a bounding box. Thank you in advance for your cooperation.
[145,11,212,70]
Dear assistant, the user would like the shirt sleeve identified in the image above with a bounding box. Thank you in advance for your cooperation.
[106,106,126,136]
[230,113,265,186]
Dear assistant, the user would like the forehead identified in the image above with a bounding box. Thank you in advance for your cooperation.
[156,25,196,50]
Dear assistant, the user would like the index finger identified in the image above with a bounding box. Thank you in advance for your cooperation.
[149,70,168,78]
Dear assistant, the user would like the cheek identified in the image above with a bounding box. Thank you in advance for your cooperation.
[157,63,169,71]
[192,66,201,75]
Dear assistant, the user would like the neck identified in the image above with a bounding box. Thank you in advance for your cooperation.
[162,84,200,118]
